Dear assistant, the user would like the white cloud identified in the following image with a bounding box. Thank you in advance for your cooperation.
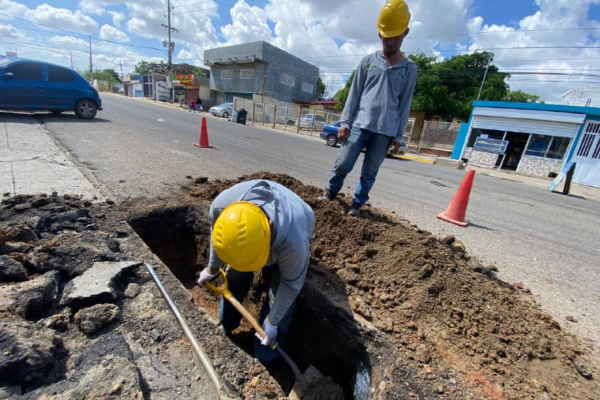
[100,24,130,42]
[466,0,600,104]
[22,4,98,34]
[49,35,88,48]
[0,0,28,19]
[108,11,126,26]
[0,23,29,42]
[78,0,105,16]
[220,1,272,44]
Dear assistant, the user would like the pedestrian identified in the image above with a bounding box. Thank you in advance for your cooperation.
[189,99,196,112]
[318,0,417,217]
[197,179,315,367]
[196,96,203,112]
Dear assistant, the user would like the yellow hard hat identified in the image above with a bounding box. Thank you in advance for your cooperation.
[377,0,411,38]
[212,201,271,272]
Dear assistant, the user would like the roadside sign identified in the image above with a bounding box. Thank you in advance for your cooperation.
[549,162,576,193]
[474,137,508,154]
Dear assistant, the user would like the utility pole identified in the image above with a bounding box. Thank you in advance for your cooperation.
[262,74,266,97]
[162,0,178,103]
[88,36,93,85]
[119,60,124,95]
[477,63,490,101]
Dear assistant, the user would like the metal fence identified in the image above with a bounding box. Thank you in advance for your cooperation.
[418,121,460,151]
[232,98,340,136]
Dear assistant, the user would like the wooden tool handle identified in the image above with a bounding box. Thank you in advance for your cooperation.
[228,296,267,337]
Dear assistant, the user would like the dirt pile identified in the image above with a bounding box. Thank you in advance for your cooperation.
[186,172,599,400]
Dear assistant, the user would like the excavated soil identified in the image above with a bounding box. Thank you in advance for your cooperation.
[2,172,598,400]
[176,172,599,400]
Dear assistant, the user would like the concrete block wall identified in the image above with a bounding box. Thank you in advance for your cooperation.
[205,41,318,103]
[516,156,562,178]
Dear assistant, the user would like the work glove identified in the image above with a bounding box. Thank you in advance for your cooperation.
[256,317,278,346]
[197,267,219,286]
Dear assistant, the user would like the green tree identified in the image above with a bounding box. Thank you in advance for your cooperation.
[81,69,122,84]
[333,71,355,112]
[316,76,327,98]
[409,51,510,121]
[505,90,541,103]
[132,61,209,78]
[103,68,121,83]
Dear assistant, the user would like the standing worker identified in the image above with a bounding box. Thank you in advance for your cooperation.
[197,179,315,366]
[318,0,417,217]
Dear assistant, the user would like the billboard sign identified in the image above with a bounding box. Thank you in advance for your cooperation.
[156,81,170,102]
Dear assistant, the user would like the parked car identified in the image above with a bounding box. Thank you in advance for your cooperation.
[209,102,233,118]
[276,115,297,125]
[297,114,326,130]
[0,58,102,119]
[320,120,408,155]
[319,121,341,146]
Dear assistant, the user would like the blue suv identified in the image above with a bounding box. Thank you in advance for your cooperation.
[0,58,102,119]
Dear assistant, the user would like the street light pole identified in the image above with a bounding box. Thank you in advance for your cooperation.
[477,63,490,101]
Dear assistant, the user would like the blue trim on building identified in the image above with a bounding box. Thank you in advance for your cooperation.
[472,101,600,117]
[451,108,475,160]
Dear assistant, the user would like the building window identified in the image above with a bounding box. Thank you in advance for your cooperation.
[6,62,42,81]
[546,137,571,159]
[525,134,570,159]
[301,82,314,93]
[240,69,254,79]
[221,70,233,79]
[47,65,74,82]
[280,73,295,87]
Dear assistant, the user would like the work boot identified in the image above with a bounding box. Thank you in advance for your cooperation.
[348,202,361,217]
[317,190,336,201]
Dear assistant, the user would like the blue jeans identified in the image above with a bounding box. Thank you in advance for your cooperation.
[327,126,393,205]
[218,265,295,364]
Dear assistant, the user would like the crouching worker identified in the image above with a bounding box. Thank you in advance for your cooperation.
[197,179,315,366]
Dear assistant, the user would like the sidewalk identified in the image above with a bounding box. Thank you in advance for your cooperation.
[0,114,102,199]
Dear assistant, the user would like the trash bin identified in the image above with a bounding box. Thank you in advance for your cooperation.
[237,109,247,125]
[232,109,239,123]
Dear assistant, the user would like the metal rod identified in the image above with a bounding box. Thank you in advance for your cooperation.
[144,263,232,399]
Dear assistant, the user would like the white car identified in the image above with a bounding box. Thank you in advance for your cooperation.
[209,102,233,118]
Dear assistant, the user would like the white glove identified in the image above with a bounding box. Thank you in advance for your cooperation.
[197,267,219,286]
[256,317,278,346]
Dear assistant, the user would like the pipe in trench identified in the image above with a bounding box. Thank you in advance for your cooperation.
[144,263,239,400]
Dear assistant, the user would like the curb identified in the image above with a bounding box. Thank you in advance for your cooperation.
[389,153,435,164]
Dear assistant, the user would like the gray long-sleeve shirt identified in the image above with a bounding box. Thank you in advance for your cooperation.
[207,180,315,326]
[341,51,417,144]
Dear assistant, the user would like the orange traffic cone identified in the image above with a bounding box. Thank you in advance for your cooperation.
[436,170,476,227]
[194,117,213,148]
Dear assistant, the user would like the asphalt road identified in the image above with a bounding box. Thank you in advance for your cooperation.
[41,93,600,354]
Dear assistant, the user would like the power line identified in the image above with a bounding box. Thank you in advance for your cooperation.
[127,0,160,21]
[1,14,166,53]
[291,27,600,47]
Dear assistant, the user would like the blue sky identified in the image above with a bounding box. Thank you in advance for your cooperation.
[1,0,600,105]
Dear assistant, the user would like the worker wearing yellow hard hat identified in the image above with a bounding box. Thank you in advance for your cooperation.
[198,180,315,365]
[377,0,411,39]
[318,0,417,218]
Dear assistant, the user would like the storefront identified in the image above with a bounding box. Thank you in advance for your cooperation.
[452,101,600,188]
